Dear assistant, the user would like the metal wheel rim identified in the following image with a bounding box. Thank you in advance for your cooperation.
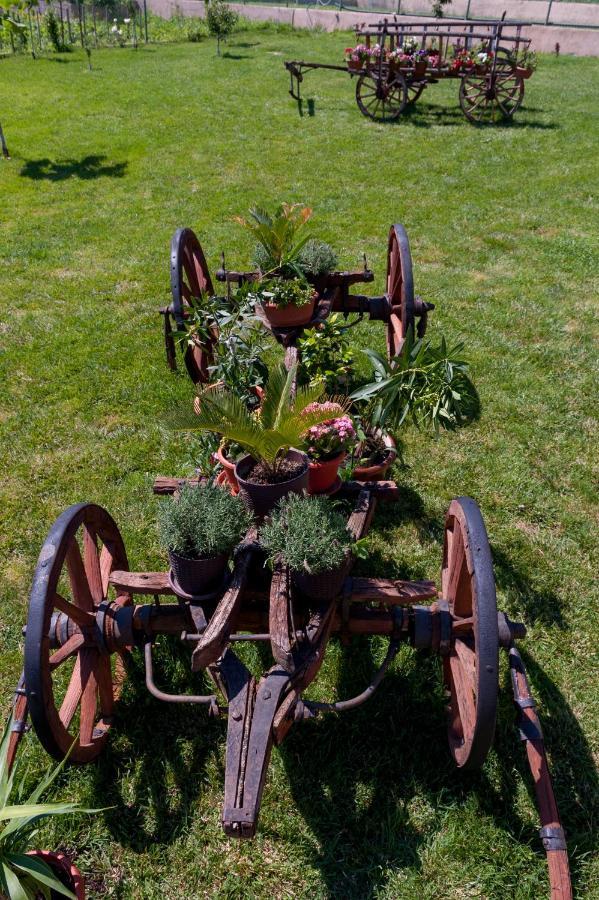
[441,497,498,769]
[459,64,524,124]
[355,72,407,122]
[385,223,415,359]
[25,503,131,763]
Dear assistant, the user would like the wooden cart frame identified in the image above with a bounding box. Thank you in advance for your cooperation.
[285,17,533,125]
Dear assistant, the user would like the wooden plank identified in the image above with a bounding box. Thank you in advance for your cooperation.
[349,577,437,605]
[109,570,173,595]
[268,563,294,671]
[153,475,202,495]
[347,489,376,541]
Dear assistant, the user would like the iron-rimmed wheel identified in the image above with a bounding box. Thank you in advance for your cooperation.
[169,227,216,384]
[458,59,524,125]
[407,81,425,105]
[386,223,415,359]
[441,497,498,770]
[355,71,408,122]
[25,503,131,764]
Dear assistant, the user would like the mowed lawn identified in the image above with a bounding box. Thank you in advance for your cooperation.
[0,30,598,900]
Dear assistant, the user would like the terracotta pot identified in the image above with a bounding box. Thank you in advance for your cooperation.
[308,452,345,494]
[235,449,308,517]
[26,850,85,900]
[352,432,397,482]
[293,556,350,601]
[260,296,316,329]
[414,60,427,77]
[168,549,229,595]
[216,445,240,492]
[515,65,532,80]
[475,64,489,76]
[347,58,362,71]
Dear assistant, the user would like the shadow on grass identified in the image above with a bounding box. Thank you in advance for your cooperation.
[491,544,566,628]
[90,638,223,850]
[20,154,127,181]
[221,51,253,60]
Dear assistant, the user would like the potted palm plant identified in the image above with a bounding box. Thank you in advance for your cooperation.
[158,482,252,594]
[260,494,355,600]
[0,718,95,900]
[184,363,334,516]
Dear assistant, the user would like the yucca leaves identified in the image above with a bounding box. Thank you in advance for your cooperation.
[351,330,480,434]
[234,203,313,276]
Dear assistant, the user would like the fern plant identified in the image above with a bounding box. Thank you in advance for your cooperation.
[234,203,313,278]
[181,363,335,479]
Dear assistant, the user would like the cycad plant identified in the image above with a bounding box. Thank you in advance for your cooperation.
[0,717,96,899]
[234,203,313,278]
[351,329,480,434]
[184,363,336,480]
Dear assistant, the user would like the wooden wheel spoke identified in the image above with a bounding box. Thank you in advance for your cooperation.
[59,653,83,729]
[79,649,99,746]
[95,655,114,719]
[65,539,94,612]
[49,633,85,670]
[83,525,103,606]
[452,615,474,635]
[53,593,96,631]
[449,649,476,741]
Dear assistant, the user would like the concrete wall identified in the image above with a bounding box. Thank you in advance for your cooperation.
[145,0,599,55]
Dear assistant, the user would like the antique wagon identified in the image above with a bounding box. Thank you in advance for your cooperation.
[8,224,571,899]
[285,17,534,124]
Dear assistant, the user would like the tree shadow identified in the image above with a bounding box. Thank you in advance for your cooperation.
[89,637,223,850]
[221,51,253,60]
[491,543,566,629]
[20,154,127,181]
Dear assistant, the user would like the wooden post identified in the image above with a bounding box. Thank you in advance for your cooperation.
[0,121,10,159]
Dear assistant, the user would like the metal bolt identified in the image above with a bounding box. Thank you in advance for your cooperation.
[263,689,271,700]
[231,710,242,721]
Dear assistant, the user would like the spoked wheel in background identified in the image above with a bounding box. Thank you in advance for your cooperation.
[441,497,499,770]
[458,59,524,124]
[407,81,426,105]
[24,504,131,763]
[169,227,217,384]
[385,224,416,359]
[355,72,408,122]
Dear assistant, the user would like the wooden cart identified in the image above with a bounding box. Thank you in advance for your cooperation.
[285,17,534,125]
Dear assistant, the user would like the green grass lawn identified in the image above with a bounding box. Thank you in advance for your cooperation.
[1,30,598,899]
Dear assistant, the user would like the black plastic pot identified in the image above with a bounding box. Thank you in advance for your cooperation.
[235,450,309,517]
[293,557,351,601]
[168,549,229,595]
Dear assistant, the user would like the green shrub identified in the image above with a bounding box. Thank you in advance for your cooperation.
[260,493,351,574]
[158,483,251,559]
[44,9,64,52]
[297,313,355,389]
[297,239,338,277]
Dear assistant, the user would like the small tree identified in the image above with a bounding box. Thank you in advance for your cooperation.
[432,0,452,18]
[206,0,237,56]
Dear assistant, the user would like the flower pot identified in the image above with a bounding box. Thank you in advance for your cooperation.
[353,432,397,482]
[168,548,229,595]
[347,58,362,72]
[414,60,427,78]
[293,557,350,601]
[475,64,489,76]
[216,445,240,492]
[26,850,85,900]
[515,66,532,80]
[260,296,316,329]
[235,449,309,517]
[308,452,345,494]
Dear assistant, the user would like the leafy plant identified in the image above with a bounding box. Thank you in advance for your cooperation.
[44,9,64,52]
[260,493,352,574]
[432,0,452,19]
[235,203,312,278]
[303,405,356,461]
[350,330,480,435]
[516,49,537,72]
[0,718,97,899]
[297,313,355,390]
[178,291,269,408]
[296,239,338,277]
[158,482,251,559]
[180,363,334,478]
[248,278,314,310]
[206,0,238,55]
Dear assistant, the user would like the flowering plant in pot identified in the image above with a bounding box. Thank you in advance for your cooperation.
[514,49,537,79]
[401,36,419,56]
[344,44,368,70]
[260,494,357,600]
[474,48,494,74]
[158,482,252,594]
[450,47,475,73]
[413,49,429,77]
[182,363,335,516]
[0,718,98,899]
[248,277,317,329]
[301,402,356,494]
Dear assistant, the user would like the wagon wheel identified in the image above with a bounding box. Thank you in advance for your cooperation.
[407,81,425,105]
[24,503,131,764]
[170,227,217,384]
[386,224,415,359]
[458,58,524,125]
[441,497,498,770]
[355,72,408,122]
